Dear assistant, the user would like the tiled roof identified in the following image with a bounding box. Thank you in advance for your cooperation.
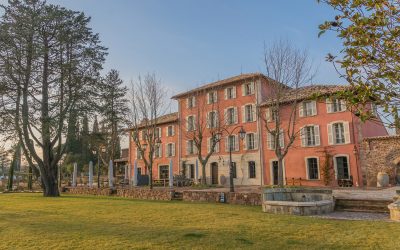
[127,112,178,130]
[260,84,350,106]
[171,73,268,99]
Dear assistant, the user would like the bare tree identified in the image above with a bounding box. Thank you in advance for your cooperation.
[261,40,314,186]
[129,73,169,189]
[184,88,226,185]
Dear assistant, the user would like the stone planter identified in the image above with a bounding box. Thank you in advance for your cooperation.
[377,172,389,187]
[262,187,334,216]
[388,200,400,222]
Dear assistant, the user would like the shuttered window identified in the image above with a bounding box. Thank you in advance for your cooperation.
[328,121,350,145]
[300,125,320,147]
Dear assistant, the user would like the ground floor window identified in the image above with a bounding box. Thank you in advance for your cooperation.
[230,162,237,179]
[137,167,142,175]
[159,165,169,179]
[306,157,319,180]
[248,161,256,178]
[335,156,349,179]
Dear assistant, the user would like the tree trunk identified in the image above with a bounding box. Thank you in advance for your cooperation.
[28,166,33,190]
[278,158,284,187]
[201,162,207,185]
[41,165,60,197]
[148,166,153,190]
[7,162,14,191]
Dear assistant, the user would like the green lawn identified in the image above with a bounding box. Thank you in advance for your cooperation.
[0,194,398,249]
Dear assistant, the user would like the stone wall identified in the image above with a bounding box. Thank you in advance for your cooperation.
[64,187,114,196]
[360,136,400,187]
[182,190,261,206]
[64,187,173,201]
[116,188,173,201]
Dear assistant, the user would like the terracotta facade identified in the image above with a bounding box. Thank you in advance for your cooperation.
[128,73,389,187]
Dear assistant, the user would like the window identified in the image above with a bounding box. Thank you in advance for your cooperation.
[334,123,345,144]
[159,165,169,179]
[137,167,142,175]
[231,162,237,178]
[166,143,175,157]
[335,156,350,179]
[207,111,218,128]
[154,144,162,158]
[301,125,320,147]
[328,121,350,145]
[225,86,236,99]
[187,96,195,108]
[244,104,255,122]
[186,140,196,155]
[141,130,147,140]
[267,129,284,150]
[300,101,317,117]
[243,82,254,96]
[248,161,256,178]
[207,91,217,104]
[226,135,238,152]
[327,98,346,113]
[225,107,237,125]
[136,148,142,159]
[306,158,319,180]
[187,116,195,131]
[266,108,277,122]
[245,133,257,150]
[155,127,161,138]
[207,135,220,153]
[167,125,174,137]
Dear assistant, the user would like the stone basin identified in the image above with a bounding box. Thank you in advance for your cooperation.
[262,187,334,216]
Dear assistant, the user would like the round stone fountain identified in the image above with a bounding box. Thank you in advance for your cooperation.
[262,187,334,216]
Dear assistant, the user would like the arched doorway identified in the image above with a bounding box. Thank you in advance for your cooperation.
[211,162,218,185]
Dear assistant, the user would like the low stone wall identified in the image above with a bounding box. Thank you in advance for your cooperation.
[182,190,261,206]
[63,187,174,201]
[64,187,114,196]
[117,188,173,201]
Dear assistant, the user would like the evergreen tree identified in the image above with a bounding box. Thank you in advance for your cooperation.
[98,70,129,164]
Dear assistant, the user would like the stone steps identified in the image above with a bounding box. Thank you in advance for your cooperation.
[335,198,392,213]
[172,191,183,201]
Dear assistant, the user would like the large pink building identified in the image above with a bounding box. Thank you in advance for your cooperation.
[128,73,388,187]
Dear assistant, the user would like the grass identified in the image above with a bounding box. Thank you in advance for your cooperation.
[0,194,399,249]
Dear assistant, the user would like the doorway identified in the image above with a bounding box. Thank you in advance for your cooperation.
[271,161,279,185]
[211,162,218,184]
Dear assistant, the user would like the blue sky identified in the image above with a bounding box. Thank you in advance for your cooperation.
[0,0,344,94]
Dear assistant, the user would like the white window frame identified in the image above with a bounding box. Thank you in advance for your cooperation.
[186,96,196,109]
[207,110,218,128]
[327,121,350,145]
[299,100,317,117]
[186,115,196,131]
[225,107,238,125]
[155,144,162,158]
[326,98,346,113]
[242,103,256,123]
[224,86,236,100]
[244,132,258,150]
[305,156,320,180]
[207,91,218,104]
[300,125,320,147]
[242,82,255,96]
[166,143,175,157]
[333,154,351,180]
[166,125,175,137]
[267,129,284,150]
